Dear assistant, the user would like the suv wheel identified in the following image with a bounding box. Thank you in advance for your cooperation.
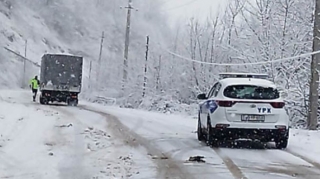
[206,116,218,147]
[275,137,288,149]
[197,114,205,141]
[206,121,212,146]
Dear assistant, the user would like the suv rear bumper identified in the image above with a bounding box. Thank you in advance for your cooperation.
[211,128,289,142]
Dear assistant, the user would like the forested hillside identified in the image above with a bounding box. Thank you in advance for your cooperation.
[157,0,315,124]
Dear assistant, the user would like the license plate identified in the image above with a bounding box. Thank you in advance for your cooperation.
[241,114,265,122]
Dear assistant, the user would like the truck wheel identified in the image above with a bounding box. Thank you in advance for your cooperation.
[74,100,78,106]
[67,99,78,106]
[40,98,44,105]
[71,100,78,106]
[40,97,47,105]
[66,98,72,106]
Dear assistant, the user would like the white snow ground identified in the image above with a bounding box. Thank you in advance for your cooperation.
[1,90,320,179]
[0,90,156,179]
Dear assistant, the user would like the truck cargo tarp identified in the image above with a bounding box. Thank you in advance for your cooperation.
[40,54,83,92]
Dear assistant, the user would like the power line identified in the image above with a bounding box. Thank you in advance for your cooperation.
[159,44,320,66]
[160,0,202,12]
[158,0,174,7]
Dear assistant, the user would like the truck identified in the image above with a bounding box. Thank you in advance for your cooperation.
[39,54,83,106]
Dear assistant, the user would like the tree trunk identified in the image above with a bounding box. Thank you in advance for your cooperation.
[307,0,320,130]
[156,55,161,91]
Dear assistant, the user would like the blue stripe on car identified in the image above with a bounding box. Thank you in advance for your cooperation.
[206,100,218,113]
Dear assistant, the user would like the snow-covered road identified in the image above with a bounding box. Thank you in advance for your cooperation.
[81,103,320,179]
[0,90,320,179]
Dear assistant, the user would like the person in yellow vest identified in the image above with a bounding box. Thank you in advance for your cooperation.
[29,76,40,102]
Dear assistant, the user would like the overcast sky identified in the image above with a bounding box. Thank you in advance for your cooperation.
[160,0,228,24]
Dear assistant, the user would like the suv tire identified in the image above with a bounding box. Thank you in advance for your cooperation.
[197,114,205,141]
[275,137,288,149]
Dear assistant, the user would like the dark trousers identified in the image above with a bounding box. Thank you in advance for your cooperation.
[32,89,38,101]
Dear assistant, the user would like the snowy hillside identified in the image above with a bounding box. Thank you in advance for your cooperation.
[0,0,170,90]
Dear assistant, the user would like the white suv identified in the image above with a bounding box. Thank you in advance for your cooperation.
[197,73,290,149]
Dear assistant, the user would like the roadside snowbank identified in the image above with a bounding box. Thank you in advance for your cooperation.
[0,90,157,179]
[81,91,199,117]
[289,129,320,164]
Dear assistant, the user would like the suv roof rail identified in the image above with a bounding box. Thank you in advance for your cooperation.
[219,72,269,80]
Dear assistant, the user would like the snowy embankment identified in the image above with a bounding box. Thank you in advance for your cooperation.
[0,90,156,179]
[288,130,320,165]
[81,92,199,117]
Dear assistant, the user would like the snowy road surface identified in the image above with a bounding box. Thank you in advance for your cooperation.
[0,90,320,179]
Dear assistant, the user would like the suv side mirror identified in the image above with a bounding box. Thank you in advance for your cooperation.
[197,93,207,100]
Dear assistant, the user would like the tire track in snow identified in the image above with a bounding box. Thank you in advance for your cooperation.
[52,105,128,178]
[285,149,320,170]
[253,165,319,178]
[79,105,195,179]
[43,105,90,179]
[212,147,248,179]
[207,141,320,178]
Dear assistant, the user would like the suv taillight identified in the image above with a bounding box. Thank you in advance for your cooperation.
[216,124,230,128]
[216,101,285,108]
[216,100,236,107]
[270,102,285,108]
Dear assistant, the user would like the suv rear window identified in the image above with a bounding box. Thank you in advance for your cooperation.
[223,85,280,100]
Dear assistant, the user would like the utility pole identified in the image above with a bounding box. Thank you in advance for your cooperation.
[97,31,104,89]
[122,0,133,92]
[142,35,149,98]
[308,0,320,130]
[156,55,161,91]
[24,40,27,57]
[22,39,27,88]
[98,31,104,65]
[88,60,92,89]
